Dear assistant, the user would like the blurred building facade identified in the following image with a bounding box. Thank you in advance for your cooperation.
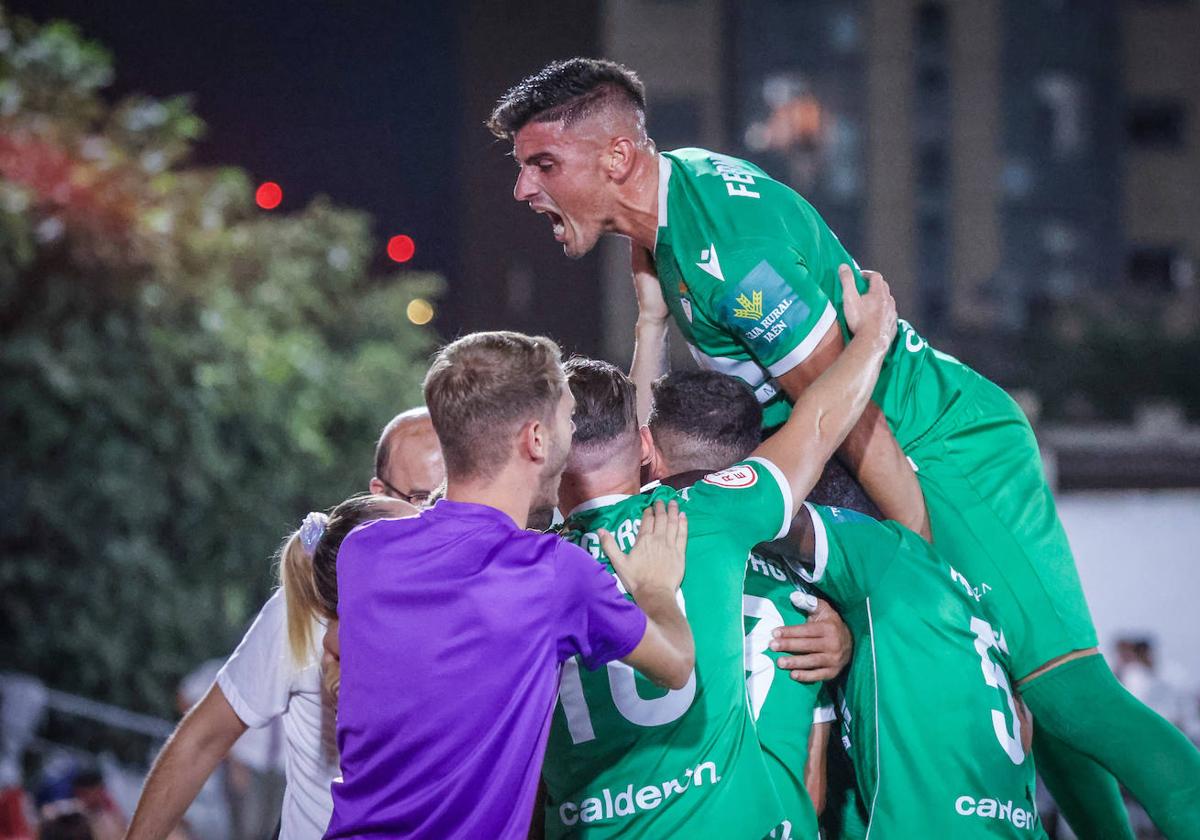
[450,0,608,357]
[448,2,1198,367]
[597,0,1199,373]
[1122,0,1200,301]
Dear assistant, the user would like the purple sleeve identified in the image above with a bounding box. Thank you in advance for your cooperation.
[555,541,648,670]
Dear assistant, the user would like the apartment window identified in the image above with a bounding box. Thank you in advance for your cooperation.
[917,214,949,329]
[917,145,949,193]
[1128,246,1180,292]
[830,10,861,52]
[918,65,948,96]
[916,2,948,51]
[1035,74,1087,159]
[1127,101,1186,149]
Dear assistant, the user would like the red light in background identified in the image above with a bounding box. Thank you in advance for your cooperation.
[387,234,415,263]
[255,182,283,210]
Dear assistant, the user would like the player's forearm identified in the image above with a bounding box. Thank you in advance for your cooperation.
[630,317,669,425]
[632,587,695,689]
[805,721,832,815]
[837,405,931,539]
[755,330,889,499]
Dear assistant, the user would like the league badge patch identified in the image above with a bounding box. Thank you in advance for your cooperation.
[702,464,758,489]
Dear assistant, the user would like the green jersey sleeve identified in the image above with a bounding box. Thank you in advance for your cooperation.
[707,243,839,378]
[682,457,794,546]
[793,502,904,607]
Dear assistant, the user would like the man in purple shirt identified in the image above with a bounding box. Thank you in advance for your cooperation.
[328,330,695,839]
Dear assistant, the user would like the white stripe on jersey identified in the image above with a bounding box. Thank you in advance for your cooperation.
[766,302,838,377]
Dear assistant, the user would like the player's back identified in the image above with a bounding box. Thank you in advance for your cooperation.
[743,550,829,840]
[783,504,1045,838]
[331,502,608,839]
[655,147,977,446]
[544,465,795,838]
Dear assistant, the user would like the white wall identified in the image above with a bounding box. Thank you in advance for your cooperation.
[1058,489,1200,681]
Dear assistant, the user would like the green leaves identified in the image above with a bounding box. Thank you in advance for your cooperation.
[0,6,440,715]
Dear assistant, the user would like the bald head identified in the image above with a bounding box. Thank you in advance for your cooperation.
[369,407,445,506]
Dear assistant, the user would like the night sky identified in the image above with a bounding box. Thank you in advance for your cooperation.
[11,0,459,276]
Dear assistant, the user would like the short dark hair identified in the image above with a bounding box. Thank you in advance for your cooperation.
[424,331,565,480]
[648,371,762,467]
[488,58,646,141]
[564,356,637,448]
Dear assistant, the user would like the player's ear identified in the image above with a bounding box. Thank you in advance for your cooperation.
[518,418,546,464]
[642,426,670,480]
[639,425,654,466]
[608,136,637,183]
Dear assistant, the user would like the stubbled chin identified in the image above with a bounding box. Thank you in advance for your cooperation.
[562,230,597,260]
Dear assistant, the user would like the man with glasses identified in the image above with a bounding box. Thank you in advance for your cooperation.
[368,407,445,506]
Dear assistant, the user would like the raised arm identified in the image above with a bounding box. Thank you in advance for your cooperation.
[751,267,896,506]
[774,298,930,539]
[628,244,670,425]
[599,500,694,690]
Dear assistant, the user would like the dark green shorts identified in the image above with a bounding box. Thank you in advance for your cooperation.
[905,373,1098,679]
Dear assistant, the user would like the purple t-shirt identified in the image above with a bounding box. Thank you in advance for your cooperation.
[325,499,648,839]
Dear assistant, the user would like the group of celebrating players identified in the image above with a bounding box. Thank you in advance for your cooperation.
[126,58,1200,839]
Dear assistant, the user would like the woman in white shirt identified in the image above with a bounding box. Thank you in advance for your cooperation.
[124,498,412,840]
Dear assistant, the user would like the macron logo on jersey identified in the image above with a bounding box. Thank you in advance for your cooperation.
[697,244,724,281]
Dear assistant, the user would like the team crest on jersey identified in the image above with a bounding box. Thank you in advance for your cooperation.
[676,280,696,322]
[732,289,763,320]
[702,464,758,489]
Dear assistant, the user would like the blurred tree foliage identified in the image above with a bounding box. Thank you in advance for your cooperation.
[0,8,440,715]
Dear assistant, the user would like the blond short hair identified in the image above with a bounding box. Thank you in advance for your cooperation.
[423,331,565,480]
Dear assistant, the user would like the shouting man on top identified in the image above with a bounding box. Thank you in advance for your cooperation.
[489,58,1200,840]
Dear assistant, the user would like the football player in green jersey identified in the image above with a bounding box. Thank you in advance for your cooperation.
[542,271,896,838]
[490,58,1200,839]
[743,553,839,829]
[644,370,856,837]
[647,368,1045,838]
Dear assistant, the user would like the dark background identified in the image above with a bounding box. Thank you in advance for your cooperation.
[10,0,459,272]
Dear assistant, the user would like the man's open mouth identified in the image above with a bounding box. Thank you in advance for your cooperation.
[537,208,566,241]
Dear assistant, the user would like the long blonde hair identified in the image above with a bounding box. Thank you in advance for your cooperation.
[277,513,329,668]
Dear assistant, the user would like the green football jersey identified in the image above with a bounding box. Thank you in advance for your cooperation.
[764,503,1046,839]
[543,459,798,838]
[653,147,973,438]
[743,551,834,840]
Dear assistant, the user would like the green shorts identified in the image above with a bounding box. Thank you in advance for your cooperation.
[905,372,1098,679]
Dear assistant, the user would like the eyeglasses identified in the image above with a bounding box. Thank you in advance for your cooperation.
[376,477,433,507]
